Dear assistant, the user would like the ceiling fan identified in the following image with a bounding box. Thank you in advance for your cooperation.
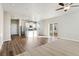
[56,3,79,12]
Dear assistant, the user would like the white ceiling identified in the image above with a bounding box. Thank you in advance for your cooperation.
[2,3,79,21]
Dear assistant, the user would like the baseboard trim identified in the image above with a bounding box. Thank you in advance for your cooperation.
[59,37,79,42]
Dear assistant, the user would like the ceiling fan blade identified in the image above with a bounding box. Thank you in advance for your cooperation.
[71,5,79,7]
[59,3,64,6]
[56,7,64,11]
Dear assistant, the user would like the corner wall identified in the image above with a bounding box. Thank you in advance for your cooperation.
[0,4,4,49]
[4,12,11,42]
[40,9,79,42]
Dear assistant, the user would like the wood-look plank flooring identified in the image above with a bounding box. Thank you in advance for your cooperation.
[1,35,79,56]
[0,36,48,56]
[18,39,79,56]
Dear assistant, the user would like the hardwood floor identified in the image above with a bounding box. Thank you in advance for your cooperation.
[18,39,79,56]
[0,36,48,56]
[1,35,79,56]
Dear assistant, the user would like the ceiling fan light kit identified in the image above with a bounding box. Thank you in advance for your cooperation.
[63,6,70,11]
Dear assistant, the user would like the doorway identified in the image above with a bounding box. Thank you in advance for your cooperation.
[11,19,19,39]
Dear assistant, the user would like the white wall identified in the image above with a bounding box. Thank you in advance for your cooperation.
[0,4,4,48]
[39,20,45,35]
[4,12,11,41]
[39,9,79,42]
